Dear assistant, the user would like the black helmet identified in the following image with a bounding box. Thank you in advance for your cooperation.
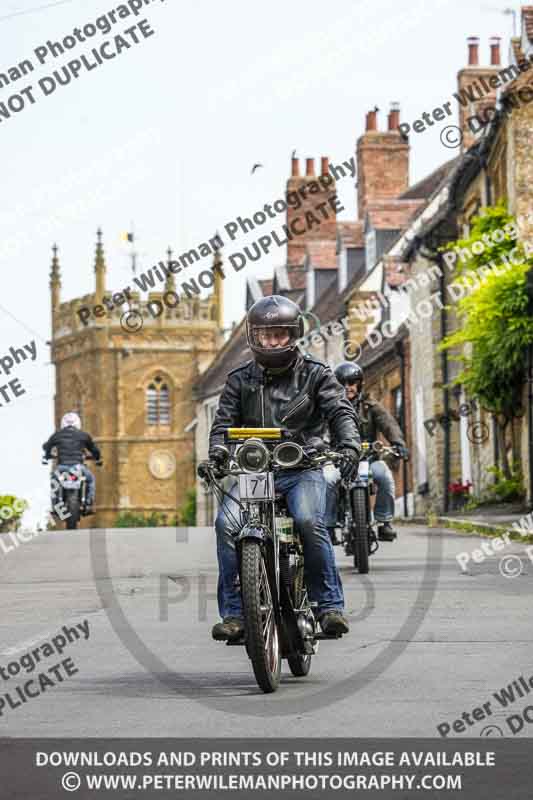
[246,295,304,369]
[334,361,364,389]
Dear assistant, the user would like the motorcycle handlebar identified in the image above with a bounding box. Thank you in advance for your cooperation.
[199,449,345,483]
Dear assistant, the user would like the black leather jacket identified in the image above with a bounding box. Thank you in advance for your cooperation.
[209,354,361,456]
[42,427,101,466]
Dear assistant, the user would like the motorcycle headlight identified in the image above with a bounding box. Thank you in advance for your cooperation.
[237,439,270,472]
[273,441,304,468]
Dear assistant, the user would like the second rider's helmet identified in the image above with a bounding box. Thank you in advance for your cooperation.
[334,362,364,391]
[246,295,304,370]
[61,411,81,429]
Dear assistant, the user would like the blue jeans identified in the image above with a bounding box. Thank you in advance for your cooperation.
[324,459,396,526]
[55,465,95,503]
[215,468,344,620]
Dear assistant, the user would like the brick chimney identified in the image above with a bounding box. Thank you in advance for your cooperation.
[286,155,337,267]
[456,37,502,152]
[356,104,409,220]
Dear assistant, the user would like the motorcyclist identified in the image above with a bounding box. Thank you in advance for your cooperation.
[325,362,408,542]
[199,296,361,641]
[42,412,102,512]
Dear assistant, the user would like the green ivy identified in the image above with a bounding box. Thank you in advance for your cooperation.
[439,204,533,477]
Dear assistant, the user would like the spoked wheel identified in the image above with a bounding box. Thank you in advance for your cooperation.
[241,540,281,693]
[287,560,314,677]
[351,488,369,574]
[65,493,80,530]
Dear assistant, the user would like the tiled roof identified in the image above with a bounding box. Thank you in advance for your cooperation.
[305,240,337,269]
[400,157,460,200]
[366,199,424,230]
[337,221,364,248]
[311,278,344,326]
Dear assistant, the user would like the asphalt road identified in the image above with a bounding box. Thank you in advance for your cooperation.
[1,523,532,738]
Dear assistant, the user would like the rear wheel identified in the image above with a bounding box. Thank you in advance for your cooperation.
[65,493,80,530]
[351,488,369,574]
[241,540,281,693]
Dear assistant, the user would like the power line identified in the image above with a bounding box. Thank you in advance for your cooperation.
[0,0,76,23]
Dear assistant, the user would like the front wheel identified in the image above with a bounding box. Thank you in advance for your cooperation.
[241,539,281,693]
[65,493,80,530]
[351,487,369,574]
[287,560,313,677]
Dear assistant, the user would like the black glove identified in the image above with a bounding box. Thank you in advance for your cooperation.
[393,443,409,460]
[197,460,211,480]
[339,448,359,482]
[209,444,229,466]
[96,460,104,467]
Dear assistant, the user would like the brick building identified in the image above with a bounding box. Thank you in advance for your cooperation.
[193,6,533,523]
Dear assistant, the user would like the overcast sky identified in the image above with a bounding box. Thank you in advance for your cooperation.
[0,0,518,524]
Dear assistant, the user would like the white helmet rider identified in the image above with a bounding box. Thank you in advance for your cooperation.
[61,411,81,430]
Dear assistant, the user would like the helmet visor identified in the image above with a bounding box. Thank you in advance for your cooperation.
[249,324,300,352]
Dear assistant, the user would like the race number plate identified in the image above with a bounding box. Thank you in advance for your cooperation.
[238,472,274,501]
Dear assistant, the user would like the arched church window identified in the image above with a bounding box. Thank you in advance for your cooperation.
[146,376,171,425]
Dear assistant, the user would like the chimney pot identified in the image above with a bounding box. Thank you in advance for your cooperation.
[305,157,315,176]
[366,109,377,131]
[320,156,329,175]
[467,36,480,65]
[388,102,400,130]
[291,157,299,177]
[490,36,501,65]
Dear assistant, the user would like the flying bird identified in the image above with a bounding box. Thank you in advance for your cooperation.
[251,163,263,174]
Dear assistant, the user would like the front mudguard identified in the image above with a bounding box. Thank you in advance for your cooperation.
[236,524,270,543]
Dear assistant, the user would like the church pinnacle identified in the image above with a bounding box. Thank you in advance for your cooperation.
[50,243,61,312]
[94,227,106,304]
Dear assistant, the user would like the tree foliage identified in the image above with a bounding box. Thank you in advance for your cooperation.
[439,204,533,477]
[0,495,28,533]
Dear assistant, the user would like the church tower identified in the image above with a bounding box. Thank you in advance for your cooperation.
[49,232,224,528]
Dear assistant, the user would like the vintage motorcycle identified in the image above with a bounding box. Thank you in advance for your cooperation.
[337,440,401,574]
[42,454,102,530]
[199,427,346,694]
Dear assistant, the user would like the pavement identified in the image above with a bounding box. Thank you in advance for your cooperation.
[1,522,532,738]
[400,502,532,536]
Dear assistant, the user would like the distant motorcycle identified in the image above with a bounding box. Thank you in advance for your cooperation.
[42,454,102,530]
[337,441,401,574]
[199,427,347,694]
